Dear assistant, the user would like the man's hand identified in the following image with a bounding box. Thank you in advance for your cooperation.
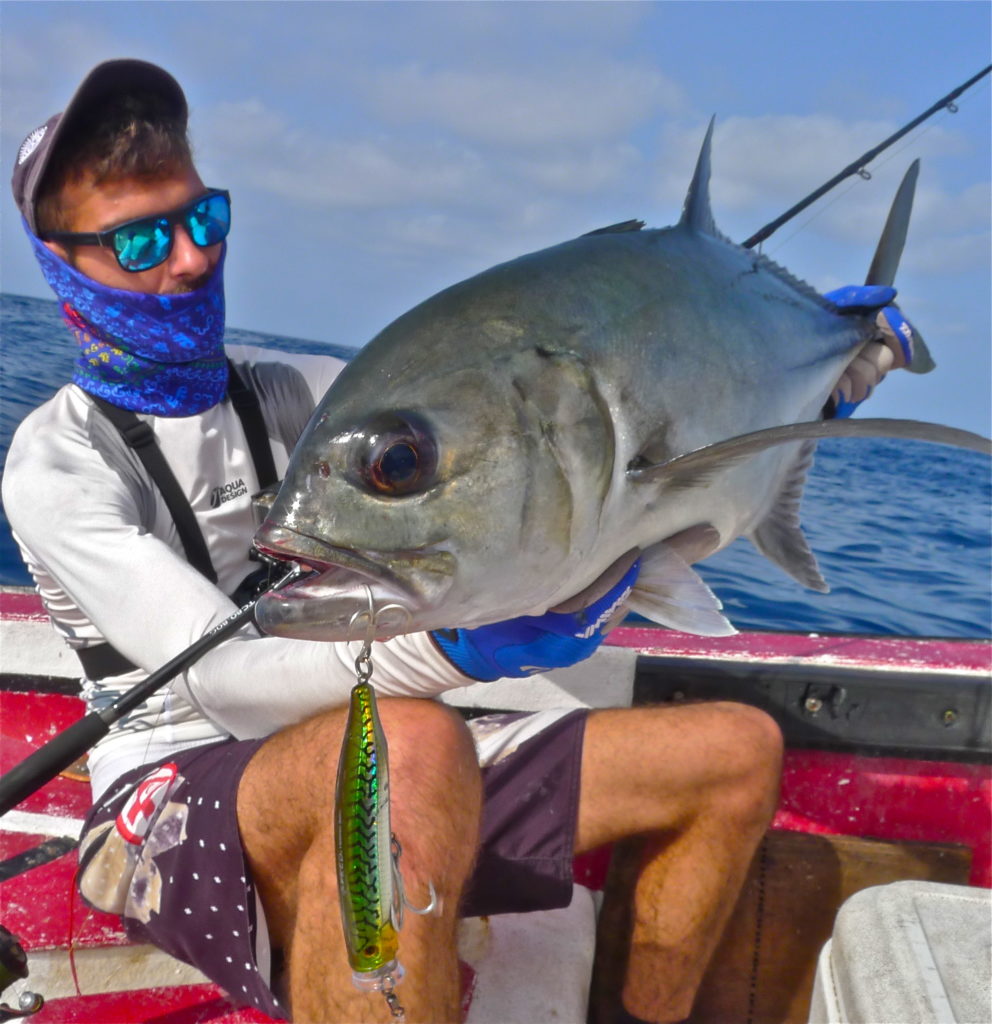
[825,284,919,418]
[431,559,640,681]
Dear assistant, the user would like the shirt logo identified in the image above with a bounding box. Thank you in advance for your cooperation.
[210,477,248,508]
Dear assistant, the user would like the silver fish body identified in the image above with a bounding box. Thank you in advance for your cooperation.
[254,128,941,642]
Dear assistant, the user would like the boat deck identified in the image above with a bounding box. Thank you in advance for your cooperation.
[1,588,989,1023]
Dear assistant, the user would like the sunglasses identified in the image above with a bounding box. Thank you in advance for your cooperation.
[42,189,231,273]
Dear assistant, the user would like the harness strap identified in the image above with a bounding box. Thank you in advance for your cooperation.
[79,361,277,680]
[76,642,143,682]
[226,360,278,489]
[90,393,218,583]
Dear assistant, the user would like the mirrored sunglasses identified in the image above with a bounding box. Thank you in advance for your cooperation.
[42,189,231,272]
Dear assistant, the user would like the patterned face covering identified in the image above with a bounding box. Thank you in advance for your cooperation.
[27,221,228,416]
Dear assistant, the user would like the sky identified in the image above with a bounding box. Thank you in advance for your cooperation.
[2,1,989,433]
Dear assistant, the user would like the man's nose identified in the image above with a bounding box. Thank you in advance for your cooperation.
[167,223,214,279]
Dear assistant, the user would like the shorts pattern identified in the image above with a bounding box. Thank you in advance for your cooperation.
[79,738,284,1019]
[78,708,588,1016]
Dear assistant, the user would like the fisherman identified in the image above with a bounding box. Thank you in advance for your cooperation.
[4,60,915,1024]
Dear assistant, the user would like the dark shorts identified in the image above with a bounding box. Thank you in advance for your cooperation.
[78,708,587,1019]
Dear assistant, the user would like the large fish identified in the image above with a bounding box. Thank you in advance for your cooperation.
[254,124,989,642]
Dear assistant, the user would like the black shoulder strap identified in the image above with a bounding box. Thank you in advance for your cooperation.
[90,394,218,583]
[226,360,278,489]
[82,375,279,680]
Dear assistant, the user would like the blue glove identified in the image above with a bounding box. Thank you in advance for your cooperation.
[432,559,640,681]
[825,285,916,418]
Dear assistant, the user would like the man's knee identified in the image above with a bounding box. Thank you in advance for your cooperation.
[696,701,783,822]
[239,697,481,851]
[382,697,480,794]
[375,699,483,896]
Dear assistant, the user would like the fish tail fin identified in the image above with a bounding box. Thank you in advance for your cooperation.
[865,160,918,288]
[866,159,935,373]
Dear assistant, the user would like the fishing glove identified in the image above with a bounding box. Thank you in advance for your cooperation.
[431,558,640,681]
[825,285,918,418]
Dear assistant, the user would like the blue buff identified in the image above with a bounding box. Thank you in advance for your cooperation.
[432,559,640,682]
[26,221,228,416]
[825,284,915,419]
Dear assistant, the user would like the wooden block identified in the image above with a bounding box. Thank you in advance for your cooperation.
[588,829,972,1024]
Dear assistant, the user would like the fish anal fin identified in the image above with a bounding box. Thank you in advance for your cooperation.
[550,549,640,614]
[747,440,829,593]
[630,539,737,637]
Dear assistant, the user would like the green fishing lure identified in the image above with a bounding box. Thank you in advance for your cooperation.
[334,594,434,1019]
[335,678,402,989]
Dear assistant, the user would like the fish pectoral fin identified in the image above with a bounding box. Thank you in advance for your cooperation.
[630,540,737,637]
[748,440,829,593]
[627,418,992,484]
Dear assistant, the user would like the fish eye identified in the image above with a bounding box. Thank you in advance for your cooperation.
[354,412,438,497]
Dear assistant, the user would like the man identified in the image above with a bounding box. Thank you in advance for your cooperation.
[4,60,911,1024]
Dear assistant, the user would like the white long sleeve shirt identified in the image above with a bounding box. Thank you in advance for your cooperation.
[2,344,472,798]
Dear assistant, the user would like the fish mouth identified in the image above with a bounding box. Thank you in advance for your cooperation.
[253,522,452,641]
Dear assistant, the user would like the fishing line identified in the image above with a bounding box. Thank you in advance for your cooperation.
[744,64,991,251]
[763,91,984,260]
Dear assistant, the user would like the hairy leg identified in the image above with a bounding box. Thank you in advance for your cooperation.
[237,698,483,1023]
[578,702,783,1024]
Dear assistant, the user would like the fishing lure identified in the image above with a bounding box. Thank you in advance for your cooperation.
[334,592,433,1019]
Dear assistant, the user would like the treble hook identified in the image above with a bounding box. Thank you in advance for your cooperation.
[390,836,439,931]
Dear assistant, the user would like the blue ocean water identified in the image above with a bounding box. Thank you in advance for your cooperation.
[2,292,989,638]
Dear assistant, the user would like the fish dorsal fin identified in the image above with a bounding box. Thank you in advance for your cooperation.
[747,440,829,592]
[866,160,919,288]
[583,219,645,237]
[679,117,717,235]
[629,538,737,636]
[627,418,992,486]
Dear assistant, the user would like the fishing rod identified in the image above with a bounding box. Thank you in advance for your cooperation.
[0,563,308,817]
[742,64,992,250]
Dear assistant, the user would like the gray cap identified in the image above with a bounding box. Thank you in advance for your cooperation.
[11,58,188,235]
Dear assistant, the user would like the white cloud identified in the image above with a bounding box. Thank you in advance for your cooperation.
[904,230,991,276]
[648,114,989,263]
[366,61,685,147]
[202,100,493,209]
[506,142,643,194]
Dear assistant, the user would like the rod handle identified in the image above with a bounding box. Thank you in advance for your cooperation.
[0,713,109,816]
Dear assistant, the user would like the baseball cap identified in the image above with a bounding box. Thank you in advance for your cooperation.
[11,59,188,235]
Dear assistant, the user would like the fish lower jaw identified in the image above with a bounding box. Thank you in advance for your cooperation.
[254,563,420,642]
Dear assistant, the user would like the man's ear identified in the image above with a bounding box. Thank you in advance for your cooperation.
[44,239,71,263]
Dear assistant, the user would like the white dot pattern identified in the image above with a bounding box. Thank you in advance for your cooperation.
[92,743,283,1018]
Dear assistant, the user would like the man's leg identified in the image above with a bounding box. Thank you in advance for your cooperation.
[237,697,483,1023]
[578,701,783,1024]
